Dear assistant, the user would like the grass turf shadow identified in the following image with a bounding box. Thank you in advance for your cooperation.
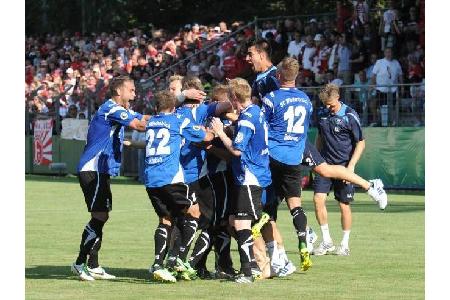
[25,265,155,284]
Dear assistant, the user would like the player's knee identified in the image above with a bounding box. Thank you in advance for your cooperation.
[91,211,109,222]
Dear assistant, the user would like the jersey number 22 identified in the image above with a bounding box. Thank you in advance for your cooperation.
[146,128,170,156]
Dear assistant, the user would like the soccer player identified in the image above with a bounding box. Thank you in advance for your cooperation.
[210,78,271,283]
[312,84,386,256]
[133,90,214,283]
[71,76,148,281]
[173,76,232,276]
[260,57,314,272]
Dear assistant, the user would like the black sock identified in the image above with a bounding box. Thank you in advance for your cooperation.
[165,223,180,269]
[87,235,102,268]
[189,229,212,269]
[214,226,233,271]
[290,207,307,249]
[178,215,199,261]
[76,218,105,265]
[153,223,172,267]
[235,229,255,276]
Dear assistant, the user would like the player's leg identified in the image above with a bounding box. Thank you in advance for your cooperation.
[334,180,354,256]
[312,174,335,255]
[72,171,113,281]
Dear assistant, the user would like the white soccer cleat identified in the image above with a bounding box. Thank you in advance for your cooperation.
[334,245,350,256]
[71,263,95,281]
[312,241,335,256]
[87,266,116,280]
[367,179,388,210]
[277,260,296,277]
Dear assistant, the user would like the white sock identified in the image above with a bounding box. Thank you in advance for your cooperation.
[341,230,351,249]
[320,224,332,244]
[278,247,289,264]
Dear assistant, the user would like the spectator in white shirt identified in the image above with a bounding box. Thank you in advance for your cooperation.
[287,31,305,59]
[336,33,352,85]
[370,47,404,126]
[299,35,316,72]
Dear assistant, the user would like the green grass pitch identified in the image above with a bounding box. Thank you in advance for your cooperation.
[25,175,424,299]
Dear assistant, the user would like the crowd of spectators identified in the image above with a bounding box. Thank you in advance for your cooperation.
[25,0,425,128]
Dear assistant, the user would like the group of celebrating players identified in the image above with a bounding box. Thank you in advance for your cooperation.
[70,39,388,284]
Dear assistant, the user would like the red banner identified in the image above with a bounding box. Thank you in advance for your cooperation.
[34,119,53,165]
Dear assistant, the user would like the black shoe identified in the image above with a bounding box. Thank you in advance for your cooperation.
[215,267,238,280]
[196,267,213,280]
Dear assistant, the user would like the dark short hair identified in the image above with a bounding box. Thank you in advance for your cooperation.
[109,75,133,96]
[246,38,272,58]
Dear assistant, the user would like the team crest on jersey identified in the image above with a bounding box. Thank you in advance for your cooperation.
[193,125,201,131]
[235,132,244,143]
[120,112,128,120]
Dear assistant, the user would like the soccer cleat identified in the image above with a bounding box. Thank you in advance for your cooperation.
[335,245,350,256]
[313,241,336,256]
[71,263,95,281]
[234,273,254,284]
[299,248,312,271]
[87,266,116,280]
[278,260,296,277]
[215,267,238,280]
[251,213,270,238]
[367,179,388,210]
[196,267,213,280]
[175,258,197,280]
[251,267,263,280]
[150,265,177,283]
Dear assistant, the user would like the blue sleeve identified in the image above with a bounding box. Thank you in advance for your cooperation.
[180,117,206,143]
[261,95,274,122]
[232,119,254,152]
[106,106,136,126]
[194,103,217,124]
[129,109,143,120]
[265,76,280,96]
[347,112,364,142]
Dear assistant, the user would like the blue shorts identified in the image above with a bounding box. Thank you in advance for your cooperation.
[301,142,326,167]
[313,174,354,203]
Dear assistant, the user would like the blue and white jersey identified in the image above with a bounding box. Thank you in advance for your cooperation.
[176,102,218,184]
[78,99,143,176]
[262,87,313,165]
[144,112,206,188]
[251,65,280,101]
[231,104,271,187]
[317,102,364,165]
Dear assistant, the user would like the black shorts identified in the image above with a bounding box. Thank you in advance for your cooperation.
[209,170,233,222]
[79,171,112,212]
[189,176,215,230]
[301,142,326,168]
[313,174,354,203]
[230,185,263,221]
[270,157,302,200]
[146,183,192,218]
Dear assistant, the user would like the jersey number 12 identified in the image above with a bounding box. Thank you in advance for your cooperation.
[284,106,306,134]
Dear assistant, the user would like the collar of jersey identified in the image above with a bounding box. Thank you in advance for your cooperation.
[334,102,347,116]
[256,65,277,81]
[241,104,254,113]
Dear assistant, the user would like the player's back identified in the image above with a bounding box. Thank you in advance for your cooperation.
[144,112,205,188]
[231,104,271,187]
[262,87,313,165]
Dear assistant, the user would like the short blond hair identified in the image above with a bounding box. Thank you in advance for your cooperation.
[212,84,228,101]
[228,78,251,103]
[277,57,299,81]
[182,75,203,91]
[319,83,340,103]
[169,75,184,84]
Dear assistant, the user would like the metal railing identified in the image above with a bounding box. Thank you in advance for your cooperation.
[301,83,425,127]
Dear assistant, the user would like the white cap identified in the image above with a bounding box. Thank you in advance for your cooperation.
[66,67,74,74]
[309,18,317,23]
[314,34,323,41]
[214,26,220,32]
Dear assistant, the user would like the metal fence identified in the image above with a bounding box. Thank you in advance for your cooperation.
[303,83,425,127]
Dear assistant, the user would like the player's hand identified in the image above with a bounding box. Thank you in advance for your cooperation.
[344,165,355,184]
[210,117,224,134]
[183,89,206,101]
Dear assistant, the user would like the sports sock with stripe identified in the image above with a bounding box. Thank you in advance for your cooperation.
[153,223,172,267]
[236,229,255,276]
[290,207,308,250]
[76,218,105,265]
[178,215,199,261]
